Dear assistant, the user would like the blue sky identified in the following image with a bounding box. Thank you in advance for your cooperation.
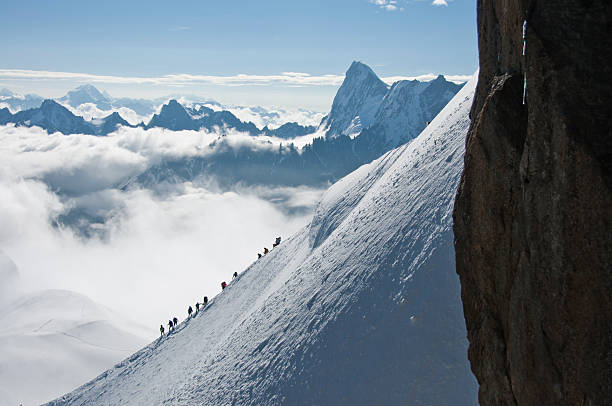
[0,0,477,110]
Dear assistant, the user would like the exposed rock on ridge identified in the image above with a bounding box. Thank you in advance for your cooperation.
[453,1,612,405]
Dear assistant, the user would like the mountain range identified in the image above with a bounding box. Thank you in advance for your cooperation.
[129,62,463,189]
[0,94,315,137]
[1,62,463,190]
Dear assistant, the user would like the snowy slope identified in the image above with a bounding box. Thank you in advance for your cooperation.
[0,251,18,304]
[0,287,148,406]
[370,75,462,148]
[48,74,478,406]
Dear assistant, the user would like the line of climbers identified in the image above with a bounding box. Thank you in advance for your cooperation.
[159,292,212,337]
[159,235,282,338]
[258,236,281,259]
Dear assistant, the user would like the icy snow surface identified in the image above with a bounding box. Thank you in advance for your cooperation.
[0,289,147,406]
[48,74,478,406]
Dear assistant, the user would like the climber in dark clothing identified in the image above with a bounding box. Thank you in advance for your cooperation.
[263,247,269,255]
[168,320,174,332]
[173,317,178,327]
[203,296,208,306]
[160,324,165,337]
[188,306,193,317]
[195,302,200,313]
[273,236,281,247]
[221,281,227,290]
[258,253,262,259]
[233,271,238,279]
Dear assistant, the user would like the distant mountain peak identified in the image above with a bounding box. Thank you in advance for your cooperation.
[102,111,128,125]
[0,88,14,97]
[40,99,67,111]
[344,61,387,87]
[147,99,198,131]
[69,84,107,99]
[321,61,389,137]
[160,99,189,115]
[75,84,100,91]
[105,111,122,119]
[346,61,378,77]
[60,84,111,109]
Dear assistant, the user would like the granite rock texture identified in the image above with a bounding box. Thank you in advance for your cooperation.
[453,1,612,405]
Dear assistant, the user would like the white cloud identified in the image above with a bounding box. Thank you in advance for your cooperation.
[0,124,325,333]
[0,68,471,89]
[0,69,346,87]
[369,0,399,11]
[62,102,152,125]
[432,0,448,6]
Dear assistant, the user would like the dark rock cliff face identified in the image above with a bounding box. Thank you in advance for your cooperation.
[453,1,611,405]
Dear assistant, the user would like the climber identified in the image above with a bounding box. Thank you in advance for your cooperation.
[203,296,208,306]
[168,320,174,332]
[188,306,193,317]
[258,253,262,259]
[173,317,178,327]
[195,302,200,313]
[233,271,238,279]
[160,324,165,337]
[264,247,269,255]
[273,236,281,247]
[221,281,227,290]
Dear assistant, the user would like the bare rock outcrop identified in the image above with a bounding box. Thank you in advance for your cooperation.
[453,1,611,405]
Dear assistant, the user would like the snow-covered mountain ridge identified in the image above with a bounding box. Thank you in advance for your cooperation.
[321,61,463,149]
[0,85,323,131]
[47,74,479,405]
[0,98,312,137]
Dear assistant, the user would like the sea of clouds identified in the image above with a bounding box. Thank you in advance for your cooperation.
[0,124,325,334]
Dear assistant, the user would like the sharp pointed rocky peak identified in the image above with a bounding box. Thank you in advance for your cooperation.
[343,61,388,89]
[433,74,446,82]
[105,111,122,119]
[346,61,377,77]
[103,111,128,124]
[160,99,190,115]
[165,99,182,108]
[422,74,463,96]
[40,99,70,112]
[323,62,389,137]
[147,99,198,130]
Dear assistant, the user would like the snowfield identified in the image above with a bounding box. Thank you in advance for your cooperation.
[47,74,478,405]
[0,288,147,406]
